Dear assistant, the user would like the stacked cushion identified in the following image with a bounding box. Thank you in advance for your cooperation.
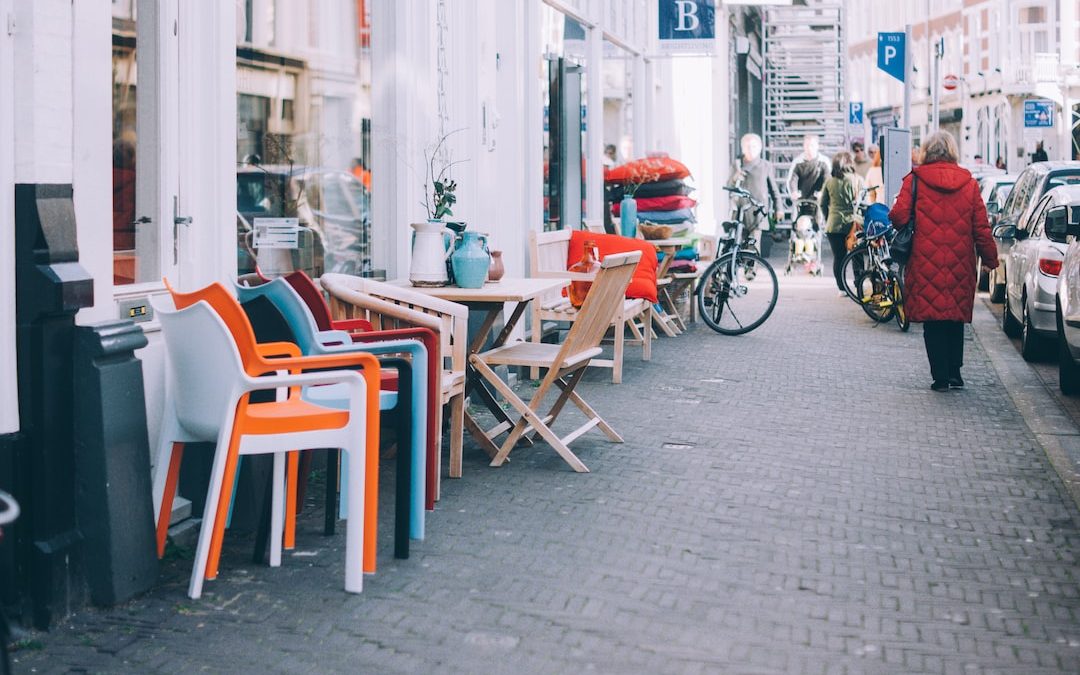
[606,157,697,235]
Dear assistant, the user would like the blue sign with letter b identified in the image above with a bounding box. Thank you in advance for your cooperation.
[659,0,715,41]
[877,32,906,83]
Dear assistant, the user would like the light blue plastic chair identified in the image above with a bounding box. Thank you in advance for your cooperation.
[235,278,428,541]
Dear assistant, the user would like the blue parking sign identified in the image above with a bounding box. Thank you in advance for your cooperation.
[849,102,863,125]
[877,32,906,82]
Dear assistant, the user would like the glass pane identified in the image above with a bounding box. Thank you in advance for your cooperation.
[236,1,372,278]
[111,2,142,285]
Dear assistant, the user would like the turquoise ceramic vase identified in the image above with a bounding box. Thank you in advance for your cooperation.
[620,196,638,238]
[451,232,491,288]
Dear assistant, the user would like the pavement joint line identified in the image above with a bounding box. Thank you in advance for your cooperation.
[971,296,1080,510]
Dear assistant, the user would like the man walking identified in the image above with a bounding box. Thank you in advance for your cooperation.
[729,133,781,256]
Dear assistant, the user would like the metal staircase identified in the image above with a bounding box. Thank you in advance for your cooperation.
[762,0,846,203]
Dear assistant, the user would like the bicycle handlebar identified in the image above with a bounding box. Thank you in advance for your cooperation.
[723,185,767,214]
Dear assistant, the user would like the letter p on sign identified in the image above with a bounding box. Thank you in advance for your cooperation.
[877,32,906,83]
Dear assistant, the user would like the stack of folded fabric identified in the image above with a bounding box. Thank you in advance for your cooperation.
[606,157,697,237]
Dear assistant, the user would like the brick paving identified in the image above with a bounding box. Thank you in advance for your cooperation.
[16,274,1080,674]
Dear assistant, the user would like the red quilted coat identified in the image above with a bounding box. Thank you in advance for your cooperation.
[889,162,998,323]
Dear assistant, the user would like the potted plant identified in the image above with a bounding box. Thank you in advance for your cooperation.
[409,130,471,286]
[617,169,660,238]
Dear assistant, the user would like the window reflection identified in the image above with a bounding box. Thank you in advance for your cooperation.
[236,0,373,278]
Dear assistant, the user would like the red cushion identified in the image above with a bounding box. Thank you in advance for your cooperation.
[566,231,658,304]
[605,157,690,184]
[612,195,697,216]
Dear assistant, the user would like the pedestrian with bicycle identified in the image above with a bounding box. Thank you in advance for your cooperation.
[729,133,782,256]
[820,151,864,296]
[888,130,998,392]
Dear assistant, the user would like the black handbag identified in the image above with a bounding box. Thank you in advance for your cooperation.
[891,176,916,265]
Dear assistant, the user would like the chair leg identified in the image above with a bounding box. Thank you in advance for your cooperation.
[642,306,653,360]
[433,394,445,501]
[189,425,240,599]
[204,426,244,583]
[342,442,365,594]
[155,442,184,558]
[395,401,411,560]
[613,317,625,384]
[530,305,542,380]
[448,393,465,478]
[325,448,339,536]
[269,452,285,568]
[284,451,298,550]
[558,379,623,442]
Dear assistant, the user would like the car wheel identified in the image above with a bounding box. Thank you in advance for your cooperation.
[1002,290,1022,338]
[989,266,1006,303]
[1020,296,1048,362]
[1058,309,1080,395]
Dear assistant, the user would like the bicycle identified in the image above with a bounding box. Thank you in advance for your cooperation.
[839,186,882,301]
[848,208,910,332]
[695,185,779,335]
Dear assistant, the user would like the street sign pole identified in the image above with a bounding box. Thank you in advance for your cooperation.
[931,38,942,132]
[903,24,912,131]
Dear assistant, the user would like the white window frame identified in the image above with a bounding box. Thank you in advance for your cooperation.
[0,0,17,434]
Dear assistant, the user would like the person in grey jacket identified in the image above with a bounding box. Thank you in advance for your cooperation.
[729,133,781,253]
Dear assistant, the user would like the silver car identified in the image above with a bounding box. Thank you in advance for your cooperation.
[1000,185,1080,360]
[1047,202,1080,393]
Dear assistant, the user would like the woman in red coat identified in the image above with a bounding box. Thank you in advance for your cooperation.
[889,131,998,392]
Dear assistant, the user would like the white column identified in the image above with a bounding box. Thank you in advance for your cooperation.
[523,0,544,258]
[372,0,436,278]
[72,0,114,324]
[644,58,655,155]
[0,0,16,434]
[1060,0,1077,160]
[632,54,647,159]
[13,0,72,184]
[495,0,530,276]
[585,11,604,230]
[177,0,237,287]
[712,7,730,224]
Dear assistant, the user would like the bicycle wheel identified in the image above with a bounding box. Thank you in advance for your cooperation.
[855,269,895,322]
[892,273,910,332]
[697,251,779,335]
[840,245,870,302]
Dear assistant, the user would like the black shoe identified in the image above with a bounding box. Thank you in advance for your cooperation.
[931,380,950,392]
[948,376,964,389]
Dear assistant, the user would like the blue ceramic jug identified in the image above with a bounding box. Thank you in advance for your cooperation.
[451,232,491,288]
[619,196,638,238]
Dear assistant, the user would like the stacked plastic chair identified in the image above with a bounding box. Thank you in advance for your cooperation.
[152,285,380,599]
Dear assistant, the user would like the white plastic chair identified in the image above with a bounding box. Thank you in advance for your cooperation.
[152,296,370,599]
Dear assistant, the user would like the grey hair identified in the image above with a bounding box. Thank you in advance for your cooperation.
[921,130,959,164]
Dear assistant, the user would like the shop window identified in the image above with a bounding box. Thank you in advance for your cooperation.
[236,0,372,278]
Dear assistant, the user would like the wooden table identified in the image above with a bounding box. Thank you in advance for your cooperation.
[387,277,568,458]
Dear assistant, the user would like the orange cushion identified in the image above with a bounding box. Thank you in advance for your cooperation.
[567,231,658,304]
[604,157,691,184]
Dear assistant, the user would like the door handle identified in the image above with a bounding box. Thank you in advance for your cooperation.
[173,196,192,226]
[133,216,152,225]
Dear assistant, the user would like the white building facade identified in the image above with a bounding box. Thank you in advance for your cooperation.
[846,0,1080,171]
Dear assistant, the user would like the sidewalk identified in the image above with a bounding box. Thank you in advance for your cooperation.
[16,276,1080,674]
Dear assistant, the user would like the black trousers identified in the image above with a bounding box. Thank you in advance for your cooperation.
[826,232,848,291]
[923,320,965,382]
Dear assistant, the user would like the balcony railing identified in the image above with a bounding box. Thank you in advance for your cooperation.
[1002,53,1061,86]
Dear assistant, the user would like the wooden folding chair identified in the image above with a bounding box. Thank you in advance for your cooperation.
[529,230,652,384]
[470,251,641,473]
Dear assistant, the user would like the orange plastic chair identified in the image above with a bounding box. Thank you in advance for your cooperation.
[159,280,383,578]
[152,295,374,598]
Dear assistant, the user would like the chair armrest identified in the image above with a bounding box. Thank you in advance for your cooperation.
[242,368,365,393]
[331,317,374,332]
[255,350,382,376]
[535,270,597,282]
[256,342,301,358]
[318,329,354,347]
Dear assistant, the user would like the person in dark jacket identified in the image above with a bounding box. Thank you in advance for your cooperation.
[889,130,998,392]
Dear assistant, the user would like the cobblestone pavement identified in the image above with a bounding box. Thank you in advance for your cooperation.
[16,273,1080,674]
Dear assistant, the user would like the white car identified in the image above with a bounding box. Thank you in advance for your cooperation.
[1001,185,1080,360]
[1049,202,1080,393]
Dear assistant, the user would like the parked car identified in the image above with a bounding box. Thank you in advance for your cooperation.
[999,185,1080,360]
[989,162,1080,303]
[1046,201,1080,393]
[237,165,372,277]
[977,173,1018,291]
